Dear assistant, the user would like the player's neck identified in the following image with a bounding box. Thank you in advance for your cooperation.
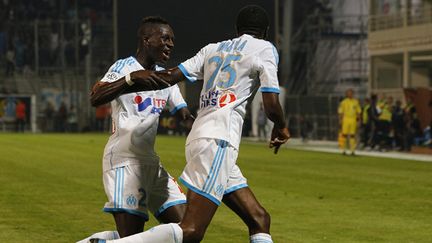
[135,53,156,70]
[238,32,260,39]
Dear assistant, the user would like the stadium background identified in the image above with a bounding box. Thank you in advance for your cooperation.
[0,0,430,142]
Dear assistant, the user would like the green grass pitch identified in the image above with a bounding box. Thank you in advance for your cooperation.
[0,134,431,242]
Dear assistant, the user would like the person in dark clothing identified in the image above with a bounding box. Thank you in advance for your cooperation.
[402,97,417,151]
[392,100,404,150]
[368,94,379,149]
[360,98,371,148]
[429,100,432,148]
[56,102,68,132]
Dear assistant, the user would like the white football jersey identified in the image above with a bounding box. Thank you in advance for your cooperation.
[179,34,280,149]
[100,56,187,171]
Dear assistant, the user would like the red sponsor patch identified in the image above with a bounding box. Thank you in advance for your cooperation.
[218,91,236,108]
[134,95,143,104]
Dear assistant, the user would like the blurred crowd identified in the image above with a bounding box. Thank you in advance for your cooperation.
[0,0,112,76]
[40,101,78,132]
[360,95,431,152]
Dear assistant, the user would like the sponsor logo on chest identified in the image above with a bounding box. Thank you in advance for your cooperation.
[134,95,166,114]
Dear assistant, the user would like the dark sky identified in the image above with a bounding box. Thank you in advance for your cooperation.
[118,0,275,67]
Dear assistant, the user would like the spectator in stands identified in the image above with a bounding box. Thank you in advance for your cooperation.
[360,98,371,148]
[67,104,78,132]
[376,96,393,151]
[15,99,26,132]
[429,98,432,149]
[24,39,33,71]
[257,102,267,140]
[428,100,432,148]
[401,104,414,151]
[368,94,380,150]
[0,24,7,59]
[299,115,313,142]
[392,100,405,150]
[95,104,109,132]
[79,21,91,60]
[56,101,68,132]
[5,45,15,76]
[44,101,55,132]
[402,97,423,151]
[0,98,5,118]
[64,31,75,66]
[49,23,59,66]
[14,34,26,72]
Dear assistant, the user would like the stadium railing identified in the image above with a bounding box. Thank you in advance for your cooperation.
[369,5,432,32]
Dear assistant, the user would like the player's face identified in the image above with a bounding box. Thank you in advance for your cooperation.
[144,24,174,64]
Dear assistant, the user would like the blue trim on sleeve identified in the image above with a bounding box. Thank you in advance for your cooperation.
[179,177,221,206]
[170,103,187,115]
[260,87,280,93]
[224,183,248,195]
[178,64,197,82]
[103,207,149,221]
[154,199,187,218]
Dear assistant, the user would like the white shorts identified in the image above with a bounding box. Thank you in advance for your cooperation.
[103,163,186,221]
[179,138,248,205]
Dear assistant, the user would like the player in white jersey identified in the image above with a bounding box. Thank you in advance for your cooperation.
[92,5,290,243]
[78,17,193,243]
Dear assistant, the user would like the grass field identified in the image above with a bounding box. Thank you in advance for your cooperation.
[0,134,431,243]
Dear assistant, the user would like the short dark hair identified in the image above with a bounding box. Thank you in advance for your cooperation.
[236,5,269,36]
[137,16,170,38]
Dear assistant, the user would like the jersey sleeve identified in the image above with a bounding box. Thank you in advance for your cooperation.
[258,44,280,93]
[178,45,209,82]
[100,58,130,83]
[338,100,344,115]
[167,85,187,115]
[355,100,361,115]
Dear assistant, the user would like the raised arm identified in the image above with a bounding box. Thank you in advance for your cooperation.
[262,92,290,153]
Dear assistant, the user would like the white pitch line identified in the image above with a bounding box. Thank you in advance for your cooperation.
[288,145,432,162]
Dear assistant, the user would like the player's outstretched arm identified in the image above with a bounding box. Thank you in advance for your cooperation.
[90,70,168,107]
[262,92,290,154]
[155,67,187,86]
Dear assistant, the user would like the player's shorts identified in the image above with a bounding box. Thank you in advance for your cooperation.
[103,163,186,221]
[179,138,248,206]
[342,118,357,135]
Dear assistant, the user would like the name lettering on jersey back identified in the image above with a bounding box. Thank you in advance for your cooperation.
[217,40,247,53]
[135,95,166,114]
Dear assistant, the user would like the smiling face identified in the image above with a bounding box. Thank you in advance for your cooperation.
[141,24,174,65]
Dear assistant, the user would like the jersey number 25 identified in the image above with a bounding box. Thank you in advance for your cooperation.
[206,54,242,91]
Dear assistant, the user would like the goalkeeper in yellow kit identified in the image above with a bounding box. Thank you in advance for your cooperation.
[338,89,361,155]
